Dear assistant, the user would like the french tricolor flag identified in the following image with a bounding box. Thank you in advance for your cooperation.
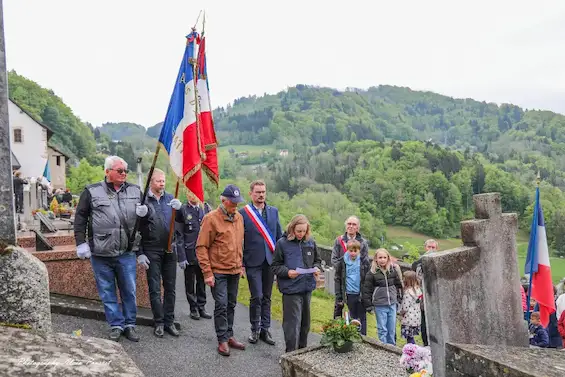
[525,187,555,327]
[157,31,218,202]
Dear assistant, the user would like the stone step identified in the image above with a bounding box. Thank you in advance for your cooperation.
[49,293,181,329]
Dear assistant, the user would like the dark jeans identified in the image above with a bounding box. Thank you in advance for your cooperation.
[247,261,274,332]
[211,273,240,342]
[346,293,367,335]
[184,263,207,312]
[146,250,177,326]
[282,292,311,353]
[334,297,344,319]
[91,251,137,330]
[421,309,428,346]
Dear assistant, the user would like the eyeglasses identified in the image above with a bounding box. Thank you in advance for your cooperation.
[111,168,129,174]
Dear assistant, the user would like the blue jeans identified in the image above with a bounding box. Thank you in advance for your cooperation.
[375,304,396,345]
[91,251,137,330]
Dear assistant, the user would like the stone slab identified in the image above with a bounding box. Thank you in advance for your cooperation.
[445,343,565,377]
[0,325,144,376]
[280,337,405,377]
[32,247,152,308]
[17,231,75,248]
[0,247,51,331]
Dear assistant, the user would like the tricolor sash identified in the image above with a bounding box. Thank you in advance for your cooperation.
[244,204,276,252]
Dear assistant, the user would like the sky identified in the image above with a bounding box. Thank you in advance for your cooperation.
[4,0,565,128]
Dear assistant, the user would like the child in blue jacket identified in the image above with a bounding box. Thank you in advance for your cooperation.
[529,312,549,348]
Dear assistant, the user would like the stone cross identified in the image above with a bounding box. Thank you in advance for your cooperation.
[0,0,16,250]
[422,192,528,377]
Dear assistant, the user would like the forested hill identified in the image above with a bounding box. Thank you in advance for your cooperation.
[214,85,565,189]
[7,70,96,161]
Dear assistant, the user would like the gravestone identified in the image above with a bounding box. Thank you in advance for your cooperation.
[37,211,57,233]
[33,229,54,251]
[0,246,51,331]
[0,0,15,249]
[421,193,528,377]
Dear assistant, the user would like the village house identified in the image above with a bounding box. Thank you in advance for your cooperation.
[8,99,69,189]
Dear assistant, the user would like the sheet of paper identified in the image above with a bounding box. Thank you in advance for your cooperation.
[296,267,317,275]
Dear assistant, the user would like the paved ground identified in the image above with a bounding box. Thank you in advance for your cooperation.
[52,267,320,377]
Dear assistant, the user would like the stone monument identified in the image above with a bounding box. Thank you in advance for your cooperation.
[421,192,529,377]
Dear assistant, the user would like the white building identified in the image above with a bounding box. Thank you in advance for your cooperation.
[9,99,53,178]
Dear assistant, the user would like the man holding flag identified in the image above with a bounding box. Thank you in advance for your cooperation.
[240,180,283,345]
[525,182,556,328]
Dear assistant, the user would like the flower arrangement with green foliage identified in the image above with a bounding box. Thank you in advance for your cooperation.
[320,317,362,347]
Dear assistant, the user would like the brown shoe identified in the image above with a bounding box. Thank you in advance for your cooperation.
[228,337,246,350]
[218,342,230,356]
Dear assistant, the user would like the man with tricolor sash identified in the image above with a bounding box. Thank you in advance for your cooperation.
[331,216,369,319]
[239,180,283,345]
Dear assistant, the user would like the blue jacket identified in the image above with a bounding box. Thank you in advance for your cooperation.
[529,323,549,348]
[239,204,283,267]
[138,191,174,253]
[271,234,322,295]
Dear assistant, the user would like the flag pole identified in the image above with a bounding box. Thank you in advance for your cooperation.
[166,178,181,253]
[525,171,541,323]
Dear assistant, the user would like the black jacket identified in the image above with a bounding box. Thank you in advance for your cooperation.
[362,266,403,308]
[175,203,207,264]
[138,192,174,253]
[335,254,371,303]
[271,233,322,295]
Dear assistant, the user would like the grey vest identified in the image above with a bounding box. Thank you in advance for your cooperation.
[87,181,141,257]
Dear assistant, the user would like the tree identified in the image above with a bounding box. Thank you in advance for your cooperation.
[66,159,105,194]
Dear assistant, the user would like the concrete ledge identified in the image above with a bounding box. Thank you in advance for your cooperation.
[49,294,181,329]
[279,337,404,377]
[445,343,565,377]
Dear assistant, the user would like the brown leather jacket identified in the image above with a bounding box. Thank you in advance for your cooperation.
[196,206,244,279]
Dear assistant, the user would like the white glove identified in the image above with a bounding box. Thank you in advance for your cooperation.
[135,204,148,217]
[168,198,182,210]
[137,254,150,269]
[179,260,189,270]
[77,243,91,259]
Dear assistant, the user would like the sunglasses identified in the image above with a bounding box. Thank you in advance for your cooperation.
[111,168,129,174]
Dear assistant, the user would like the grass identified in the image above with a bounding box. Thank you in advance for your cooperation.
[237,277,421,347]
[218,144,277,161]
[385,225,565,284]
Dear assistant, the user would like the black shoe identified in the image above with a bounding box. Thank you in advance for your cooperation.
[164,324,180,337]
[199,309,212,319]
[124,327,140,342]
[109,328,122,342]
[248,331,259,344]
[190,311,200,320]
[260,329,276,346]
[154,324,164,338]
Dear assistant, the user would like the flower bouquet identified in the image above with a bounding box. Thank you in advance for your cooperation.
[320,315,362,353]
[399,343,433,376]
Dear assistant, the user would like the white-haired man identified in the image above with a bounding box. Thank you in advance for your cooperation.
[74,156,148,342]
[330,215,369,318]
[196,184,246,356]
